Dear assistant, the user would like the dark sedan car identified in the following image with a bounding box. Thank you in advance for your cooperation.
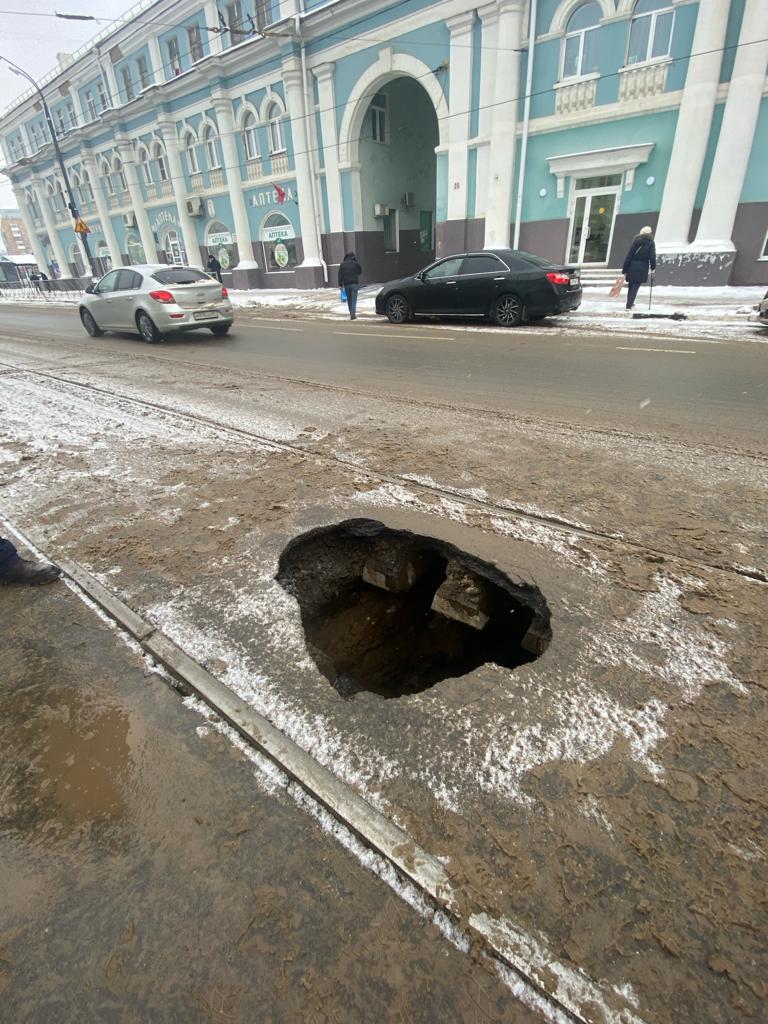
[375,249,582,326]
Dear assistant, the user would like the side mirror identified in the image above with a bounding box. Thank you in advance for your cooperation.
[85,283,96,294]
[415,271,425,281]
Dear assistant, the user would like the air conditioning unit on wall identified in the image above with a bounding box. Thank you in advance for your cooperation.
[373,203,388,218]
[122,212,136,227]
[186,197,203,216]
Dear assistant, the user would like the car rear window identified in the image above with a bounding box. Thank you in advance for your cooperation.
[151,268,211,285]
[512,251,555,268]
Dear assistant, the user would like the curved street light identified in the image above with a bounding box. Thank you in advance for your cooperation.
[1,55,97,278]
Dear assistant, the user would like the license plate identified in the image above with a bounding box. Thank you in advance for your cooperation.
[569,277,580,286]
[193,310,217,321]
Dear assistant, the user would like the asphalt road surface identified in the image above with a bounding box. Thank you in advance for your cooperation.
[1,304,765,449]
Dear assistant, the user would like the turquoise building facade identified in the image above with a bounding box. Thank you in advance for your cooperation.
[1,0,766,287]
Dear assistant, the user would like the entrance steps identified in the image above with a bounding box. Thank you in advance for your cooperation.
[576,266,622,289]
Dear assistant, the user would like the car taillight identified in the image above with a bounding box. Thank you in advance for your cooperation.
[546,272,570,286]
[221,286,228,298]
[149,289,175,303]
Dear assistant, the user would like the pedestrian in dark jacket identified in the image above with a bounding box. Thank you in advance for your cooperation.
[207,254,223,283]
[338,252,362,320]
[622,226,656,311]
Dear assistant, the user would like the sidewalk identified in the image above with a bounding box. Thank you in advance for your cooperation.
[0,567,538,1024]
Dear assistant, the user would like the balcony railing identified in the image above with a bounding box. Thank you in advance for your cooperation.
[149,179,173,199]
[554,76,598,116]
[190,171,205,191]
[107,190,129,209]
[270,152,289,175]
[209,168,225,188]
[245,158,263,180]
[618,60,671,102]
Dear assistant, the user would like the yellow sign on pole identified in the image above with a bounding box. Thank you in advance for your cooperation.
[74,217,91,235]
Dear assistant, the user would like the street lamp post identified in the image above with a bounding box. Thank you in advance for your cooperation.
[1,56,98,278]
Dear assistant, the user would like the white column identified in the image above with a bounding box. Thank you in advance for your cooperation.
[11,185,50,271]
[483,0,524,248]
[475,3,499,220]
[114,139,157,260]
[314,63,344,233]
[210,95,259,268]
[31,178,69,275]
[692,0,768,250]
[282,59,323,269]
[446,10,475,222]
[81,154,122,266]
[156,120,200,264]
[655,0,730,248]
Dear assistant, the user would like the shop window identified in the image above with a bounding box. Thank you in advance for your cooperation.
[627,0,674,65]
[371,93,388,144]
[562,2,601,79]
[262,212,296,271]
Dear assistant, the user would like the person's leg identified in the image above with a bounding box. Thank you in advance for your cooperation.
[348,285,358,319]
[626,281,641,309]
[0,535,60,585]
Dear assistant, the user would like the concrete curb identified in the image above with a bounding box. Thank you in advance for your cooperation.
[2,519,646,1024]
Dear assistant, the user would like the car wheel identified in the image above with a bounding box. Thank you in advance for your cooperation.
[80,307,103,337]
[493,294,524,328]
[136,311,162,344]
[210,324,230,336]
[385,294,410,325]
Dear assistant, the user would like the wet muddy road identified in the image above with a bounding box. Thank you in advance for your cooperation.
[0,580,539,1024]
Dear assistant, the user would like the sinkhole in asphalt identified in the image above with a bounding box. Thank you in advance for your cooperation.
[276,519,551,699]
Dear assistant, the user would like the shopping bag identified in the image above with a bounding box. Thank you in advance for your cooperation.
[609,275,624,298]
[340,287,347,303]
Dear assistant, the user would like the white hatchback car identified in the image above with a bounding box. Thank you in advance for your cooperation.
[79,264,234,343]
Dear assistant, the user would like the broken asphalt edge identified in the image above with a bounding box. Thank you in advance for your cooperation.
[2,516,645,1024]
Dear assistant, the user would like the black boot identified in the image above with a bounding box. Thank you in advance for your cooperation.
[0,557,61,585]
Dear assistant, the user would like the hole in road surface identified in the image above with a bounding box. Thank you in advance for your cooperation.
[276,519,551,699]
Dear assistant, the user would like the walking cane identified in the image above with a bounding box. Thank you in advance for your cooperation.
[648,271,653,312]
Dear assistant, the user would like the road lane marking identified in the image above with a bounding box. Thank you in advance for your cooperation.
[333,331,456,340]
[616,346,696,354]
[248,323,304,332]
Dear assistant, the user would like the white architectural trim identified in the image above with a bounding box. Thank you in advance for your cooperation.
[548,0,613,36]
[337,50,449,166]
[235,98,261,128]
[260,90,286,121]
[546,142,654,197]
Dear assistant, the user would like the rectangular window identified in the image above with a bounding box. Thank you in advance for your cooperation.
[382,208,397,252]
[65,102,75,129]
[627,17,651,65]
[55,109,66,135]
[226,1,244,41]
[563,34,580,77]
[137,56,150,90]
[167,37,181,76]
[371,94,387,143]
[121,66,135,101]
[85,90,97,120]
[651,10,674,58]
[97,80,108,110]
[188,25,203,62]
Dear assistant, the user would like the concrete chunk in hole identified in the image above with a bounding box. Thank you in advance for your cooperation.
[431,560,492,630]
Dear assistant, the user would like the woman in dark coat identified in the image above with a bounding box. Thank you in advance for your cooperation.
[622,226,656,311]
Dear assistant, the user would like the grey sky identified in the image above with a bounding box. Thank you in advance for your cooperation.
[0,0,135,206]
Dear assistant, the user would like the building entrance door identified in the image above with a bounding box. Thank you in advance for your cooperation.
[567,176,621,265]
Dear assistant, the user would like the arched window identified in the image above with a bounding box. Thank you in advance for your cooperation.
[243,112,259,160]
[154,143,169,181]
[185,132,199,174]
[82,170,94,202]
[203,126,221,169]
[56,181,68,215]
[101,161,115,194]
[71,174,83,205]
[627,0,674,65]
[25,189,40,221]
[562,2,602,79]
[139,148,152,186]
[113,158,128,193]
[266,102,285,154]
